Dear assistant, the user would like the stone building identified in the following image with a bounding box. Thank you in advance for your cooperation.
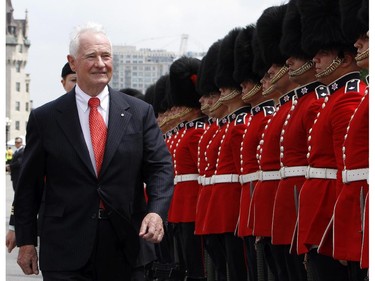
[5,0,32,145]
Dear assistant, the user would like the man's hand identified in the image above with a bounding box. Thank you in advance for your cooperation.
[17,245,39,275]
[6,230,16,253]
[139,212,164,243]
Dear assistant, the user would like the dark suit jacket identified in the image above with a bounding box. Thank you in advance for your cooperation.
[14,86,174,271]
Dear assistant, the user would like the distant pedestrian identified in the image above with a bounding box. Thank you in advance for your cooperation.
[6,146,13,165]
[6,137,24,191]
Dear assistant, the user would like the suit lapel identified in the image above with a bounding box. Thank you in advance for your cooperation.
[100,89,131,177]
[55,91,96,177]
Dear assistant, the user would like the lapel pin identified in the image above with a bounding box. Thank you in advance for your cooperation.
[121,113,124,117]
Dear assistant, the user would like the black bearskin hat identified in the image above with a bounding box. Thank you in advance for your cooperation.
[119,88,144,101]
[280,0,309,59]
[358,0,369,29]
[153,74,171,115]
[215,27,242,89]
[169,56,201,108]
[298,0,356,56]
[340,0,368,42]
[233,24,261,84]
[256,4,288,68]
[251,28,268,78]
[144,84,155,106]
[198,40,222,95]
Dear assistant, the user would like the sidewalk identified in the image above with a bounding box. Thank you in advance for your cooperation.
[5,173,43,280]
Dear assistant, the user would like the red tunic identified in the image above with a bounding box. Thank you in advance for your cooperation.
[272,82,326,245]
[168,118,206,223]
[296,72,366,255]
[195,119,218,234]
[251,91,295,237]
[203,107,251,234]
[237,100,274,237]
[200,117,229,234]
[319,89,369,261]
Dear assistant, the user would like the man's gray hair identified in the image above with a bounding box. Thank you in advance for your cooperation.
[69,22,112,57]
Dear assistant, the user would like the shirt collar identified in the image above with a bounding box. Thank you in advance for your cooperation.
[75,84,110,113]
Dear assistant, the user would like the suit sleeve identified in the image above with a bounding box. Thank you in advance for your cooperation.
[141,104,174,221]
[14,110,46,246]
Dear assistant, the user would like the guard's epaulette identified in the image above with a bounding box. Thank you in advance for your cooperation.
[263,106,275,116]
[235,112,247,125]
[186,120,206,130]
[195,121,206,129]
[345,79,361,93]
[315,85,329,99]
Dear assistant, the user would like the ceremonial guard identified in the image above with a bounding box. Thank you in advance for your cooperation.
[319,0,369,279]
[271,1,327,280]
[167,57,207,281]
[249,4,299,280]
[233,24,275,281]
[295,0,367,279]
[195,40,228,281]
[203,28,249,281]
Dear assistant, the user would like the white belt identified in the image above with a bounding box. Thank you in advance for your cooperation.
[305,166,337,180]
[197,176,202,185]
[210,174,239,184]
[342,168,369,183]
[279,166,307,179]
[174,174,199,184]
[258,170,281,181]
[239,171,259,184]
[201,176,212,186]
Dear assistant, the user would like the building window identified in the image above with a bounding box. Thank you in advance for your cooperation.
[26,83,29,93]
[16,82,21,92]
[15,121,20,130]
[16,61,21,72]
[25,102,29,111]
[19,45,23,53]
[16,101,21,111]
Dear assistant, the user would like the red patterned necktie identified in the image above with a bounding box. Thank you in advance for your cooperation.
[88,97,107,176]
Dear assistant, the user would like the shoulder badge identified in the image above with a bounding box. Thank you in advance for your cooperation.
[195,121,206,129]
[235,112,247,125]
[315,85,329,99]
[263,106,275,116]
[345,79,360,93]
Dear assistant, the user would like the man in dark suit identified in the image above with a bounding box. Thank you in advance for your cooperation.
[6,137,24,191]
[14,22,174,281]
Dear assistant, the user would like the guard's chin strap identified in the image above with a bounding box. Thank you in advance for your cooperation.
[242,83,262,101]
[315,57,343,79]
[355,49,369,62]
[289,60,314,77]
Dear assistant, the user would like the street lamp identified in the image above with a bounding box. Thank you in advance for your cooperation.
[6,117,11,147]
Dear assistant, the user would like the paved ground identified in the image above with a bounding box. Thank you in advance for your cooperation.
[5,173,43,280]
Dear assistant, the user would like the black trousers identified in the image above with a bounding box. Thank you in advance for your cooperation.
[173,222,205,279]
[244,235,257,281]
[221,233,247,281]
[347,261,367,281]
[270,244,307,281]
[204,234,227,281]
[42,219,143,281]
[307,248,348,281]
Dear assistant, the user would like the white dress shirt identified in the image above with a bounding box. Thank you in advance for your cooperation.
[75,85,109,175]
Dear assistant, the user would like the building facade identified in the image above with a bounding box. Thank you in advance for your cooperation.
[110,45,176,93]
[5,0,32,145]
